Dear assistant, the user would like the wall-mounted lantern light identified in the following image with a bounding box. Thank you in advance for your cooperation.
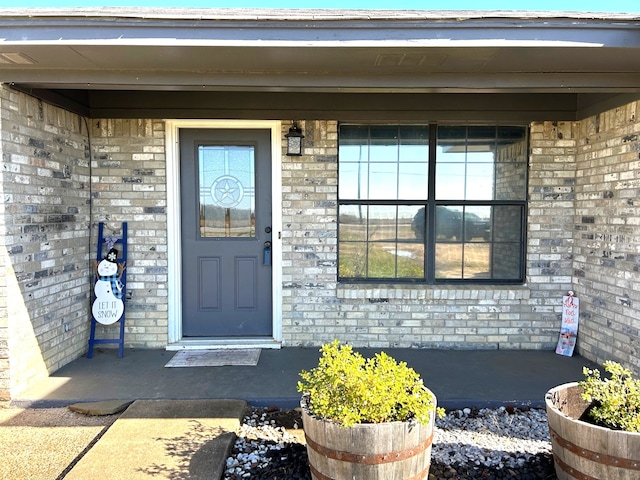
[285,122,304,156]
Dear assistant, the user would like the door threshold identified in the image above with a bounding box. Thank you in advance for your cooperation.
[166,337,282,351]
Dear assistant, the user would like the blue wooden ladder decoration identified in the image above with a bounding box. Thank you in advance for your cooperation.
[87,222,127,358]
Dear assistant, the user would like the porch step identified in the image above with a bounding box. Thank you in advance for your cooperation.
[64,399,248,480]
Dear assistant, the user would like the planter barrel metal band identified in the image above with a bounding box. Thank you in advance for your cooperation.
[304,431,434,465]
[308,463,429,480]
[550,428,640,471]
[552,454,600,480]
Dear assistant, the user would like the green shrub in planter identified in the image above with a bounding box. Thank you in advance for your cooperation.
[579,360,640,432]
[297,340,445,427]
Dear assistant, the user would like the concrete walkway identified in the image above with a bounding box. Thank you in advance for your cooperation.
[64,399,247,480]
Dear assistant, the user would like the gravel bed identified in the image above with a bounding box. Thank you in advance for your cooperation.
[224,406,557,480]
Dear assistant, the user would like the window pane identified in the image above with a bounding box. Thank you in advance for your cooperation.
[436,206,463,241]
[396,246,425,277]
[339,240,367,278]
[368,205,397,241]
[465,161,494,200]
[491,243,522,279]
[435,163,466,199]
[399,126,429,163]
[399,162,428,200]
[492,205,522,242]
[399,205,425,277]
[340,125,369,141]
[370,163,399,200]
[198,145,255,238]
[338,204,368,278]
[338,159,368,200]
[370,126,398,162]
[339,205,368,242]
[495,127,528,200]
[464,206,491,242]
[463,244,491,279]
[435,243,462,278]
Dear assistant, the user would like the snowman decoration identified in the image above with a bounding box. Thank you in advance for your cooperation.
[92,246,126,325]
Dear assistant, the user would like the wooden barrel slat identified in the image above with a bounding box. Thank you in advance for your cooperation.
[545,382,640,480]
[301,393,435,480]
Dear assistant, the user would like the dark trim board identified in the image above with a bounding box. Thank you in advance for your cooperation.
[11,87,639,121]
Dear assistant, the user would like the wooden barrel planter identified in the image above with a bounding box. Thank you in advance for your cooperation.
[300,394,436,480]
[545,382,640,480]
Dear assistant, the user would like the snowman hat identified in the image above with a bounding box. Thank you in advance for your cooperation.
[105,248,119,263]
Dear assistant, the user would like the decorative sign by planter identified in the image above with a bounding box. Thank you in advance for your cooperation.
[555,291,579,356]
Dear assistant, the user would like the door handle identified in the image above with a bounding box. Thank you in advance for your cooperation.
[263,241,272,266]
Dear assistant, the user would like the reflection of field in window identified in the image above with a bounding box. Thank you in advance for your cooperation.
[339,241,424,279]
[435,244,490,279]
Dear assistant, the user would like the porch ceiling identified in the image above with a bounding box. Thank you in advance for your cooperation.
[1,8,640,120]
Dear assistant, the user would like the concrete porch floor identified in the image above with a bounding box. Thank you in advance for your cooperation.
[13,347,599,410]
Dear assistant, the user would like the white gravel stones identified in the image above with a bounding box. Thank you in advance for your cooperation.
[225,411,300,478]
[433,406,552,469]
[224,406,554,480]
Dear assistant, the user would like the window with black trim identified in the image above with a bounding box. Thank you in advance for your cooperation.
[338,124,528,283]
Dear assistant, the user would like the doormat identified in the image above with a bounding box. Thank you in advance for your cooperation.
[164,349,261,367]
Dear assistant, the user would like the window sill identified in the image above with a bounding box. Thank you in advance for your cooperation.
[336,283,530,301]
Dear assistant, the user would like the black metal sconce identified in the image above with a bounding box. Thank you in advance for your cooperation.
[285,122,304,156]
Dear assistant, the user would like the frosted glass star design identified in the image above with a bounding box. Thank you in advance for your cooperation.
[211,175,244,208]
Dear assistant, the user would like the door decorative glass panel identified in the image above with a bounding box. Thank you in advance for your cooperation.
[198,145,256,238]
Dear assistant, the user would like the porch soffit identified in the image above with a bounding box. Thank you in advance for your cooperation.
[1,8,639,119]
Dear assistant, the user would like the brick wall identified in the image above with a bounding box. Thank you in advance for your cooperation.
[527,121,577,349]
[281,120,561,350]
[0,90,8,399]
[573,103,640,372]
[89,119,168,348]
[0,86,91,398]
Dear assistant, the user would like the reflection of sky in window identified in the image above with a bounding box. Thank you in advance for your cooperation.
[198,146,255,209]
[338,144,494,201]
[339,144,428,200]
[436,148,495,200]
[339,124,528,204]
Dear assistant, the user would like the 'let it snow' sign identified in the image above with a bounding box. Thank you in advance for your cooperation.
[555,291,579,357]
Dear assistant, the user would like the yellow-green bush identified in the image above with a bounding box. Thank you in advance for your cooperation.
[298,340,445,427]
[579,361,640,432]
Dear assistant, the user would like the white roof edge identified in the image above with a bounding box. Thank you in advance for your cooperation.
[0,8,638,22]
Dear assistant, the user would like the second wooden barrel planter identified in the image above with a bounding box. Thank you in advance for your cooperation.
[545,382,640,480]
[301,394,436,480]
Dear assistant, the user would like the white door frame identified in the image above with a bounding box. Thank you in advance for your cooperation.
[165,120,283,349]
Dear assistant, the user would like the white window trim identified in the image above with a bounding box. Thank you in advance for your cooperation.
[165,119,283,348]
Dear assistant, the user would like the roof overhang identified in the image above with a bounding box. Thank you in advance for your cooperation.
[1,8,640,120]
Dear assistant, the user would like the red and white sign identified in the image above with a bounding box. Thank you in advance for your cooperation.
[555,291,579,356]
